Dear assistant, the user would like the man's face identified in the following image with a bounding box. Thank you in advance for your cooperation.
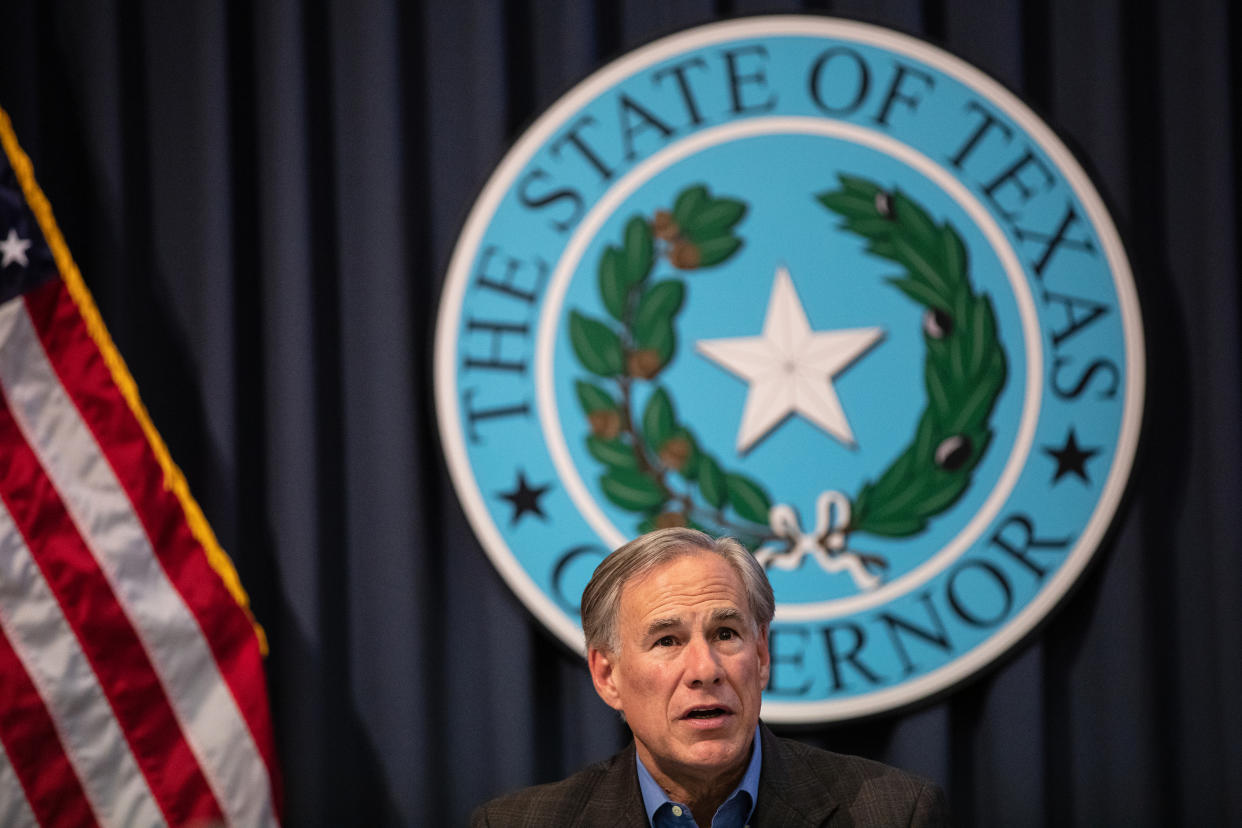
[588,550,770,786]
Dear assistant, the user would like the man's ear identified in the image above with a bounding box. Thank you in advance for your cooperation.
[588,647,623,712]
[757,624,771,689]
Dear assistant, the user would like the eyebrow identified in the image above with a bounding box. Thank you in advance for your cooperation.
[643,608,747,639]
[644,617,683,638]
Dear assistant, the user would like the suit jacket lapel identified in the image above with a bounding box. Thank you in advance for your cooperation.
[753,723,840,827]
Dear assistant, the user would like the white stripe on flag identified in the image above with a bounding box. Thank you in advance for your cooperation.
[0,499,163,827]
[0,738,41,828]
[0,299,277,827]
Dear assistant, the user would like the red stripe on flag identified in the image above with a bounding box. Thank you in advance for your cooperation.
[0,388,225,827]
[0,618,99,827]
[23,275,283,810]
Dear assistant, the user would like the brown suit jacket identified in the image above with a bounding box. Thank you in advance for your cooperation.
[471,723,947,827]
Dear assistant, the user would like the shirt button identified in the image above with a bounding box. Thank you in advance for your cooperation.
[671,805,683,817]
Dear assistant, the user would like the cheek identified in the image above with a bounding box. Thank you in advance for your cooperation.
[621,658,678,700]
[729,655,765,692]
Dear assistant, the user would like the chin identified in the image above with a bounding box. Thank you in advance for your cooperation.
[682,735,749,768]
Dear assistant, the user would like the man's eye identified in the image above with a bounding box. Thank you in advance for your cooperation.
[655,636,676,647]
[718,628,737,641]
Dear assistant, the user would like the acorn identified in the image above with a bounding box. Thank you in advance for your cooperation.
[875,190,895,219]
[669,239,701,269]
[588,409,622,440]
[655,511,687,529]
[626,348,663,379]
[923,307,953,339]
[653,210,679,240]
[934,435,972,471]
[658,436,692,472]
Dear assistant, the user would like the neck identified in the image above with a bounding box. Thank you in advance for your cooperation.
[638,743,752,826]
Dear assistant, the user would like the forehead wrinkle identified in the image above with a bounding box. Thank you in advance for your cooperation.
[632,584,743,623]
[633,570,743,605]
[618,553,751,637]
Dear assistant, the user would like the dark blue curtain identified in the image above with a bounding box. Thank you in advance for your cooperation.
[3,1,1240,825]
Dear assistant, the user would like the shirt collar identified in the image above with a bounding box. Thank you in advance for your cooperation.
[635,724,763,827]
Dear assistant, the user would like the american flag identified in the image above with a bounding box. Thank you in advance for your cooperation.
[0,109,281,825]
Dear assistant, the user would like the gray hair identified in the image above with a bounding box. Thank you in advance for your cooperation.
[580,527,775,654]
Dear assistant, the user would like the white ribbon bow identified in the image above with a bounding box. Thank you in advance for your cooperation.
[754,491,882,592]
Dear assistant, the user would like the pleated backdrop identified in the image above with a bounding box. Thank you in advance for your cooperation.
[2,1,1239,825]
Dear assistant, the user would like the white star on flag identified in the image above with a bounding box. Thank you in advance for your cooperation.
[696,265,884,453]
[0,227,32,267]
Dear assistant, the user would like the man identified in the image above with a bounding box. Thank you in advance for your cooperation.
[472,528,947,827]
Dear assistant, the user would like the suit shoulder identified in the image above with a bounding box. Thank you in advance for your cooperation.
[777,735,929,784]
[769,736,948,826]
[470,751,631,828]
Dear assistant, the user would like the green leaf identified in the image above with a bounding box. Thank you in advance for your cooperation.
[587,436,641,471]
[856,513,926,537]
[600,467,667,511]
[837,174,881,198]
[867,239,899,261]
[637,319,676,366]
[696,235,743,268]
[945,326,970,387]
[950,343,1005,430]
[864,450,914,510]
[909,470,970,516]
[725,473,771,525]
[698,454,727,509]
[683,198,746,241]
[633,280,685,341]
[940,225,967,282]
[912,410,938,467]
[851,484,873,527]
[673,185,708,227]
[892,191,937,248]
[641,388,676,449]
[966,296,999,377]
[569,311,624,376]
[623,217,654,286]
[891,234,950,297]
[575,380,616,414]
[925,355,954,418]
[873,454,947,519]
[598,246,628,321]
[816,190,876,221]
[846,217,900,243]
[887,276,950,313]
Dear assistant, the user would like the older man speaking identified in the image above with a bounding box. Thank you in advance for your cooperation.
[472,528,947,827]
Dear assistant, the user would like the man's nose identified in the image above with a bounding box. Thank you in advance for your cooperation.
[683,636,723,686]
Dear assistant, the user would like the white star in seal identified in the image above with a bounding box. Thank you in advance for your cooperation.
[0,228,32,268]
[695,265,884,453]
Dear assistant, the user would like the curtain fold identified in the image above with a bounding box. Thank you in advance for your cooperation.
[1,1,1238,824]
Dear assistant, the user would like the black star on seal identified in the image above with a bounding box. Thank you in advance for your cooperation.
[1042,428,1101,484]
[498,470,552,525]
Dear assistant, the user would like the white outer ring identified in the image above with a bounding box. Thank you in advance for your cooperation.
[434,16,1146,722]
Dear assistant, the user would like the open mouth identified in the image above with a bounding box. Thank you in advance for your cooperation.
[683,707,730,720]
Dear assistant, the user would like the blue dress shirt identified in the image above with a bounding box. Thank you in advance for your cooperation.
[635,725,762,828]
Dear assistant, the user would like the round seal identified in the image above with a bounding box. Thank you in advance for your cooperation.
[434,16,1144,722]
